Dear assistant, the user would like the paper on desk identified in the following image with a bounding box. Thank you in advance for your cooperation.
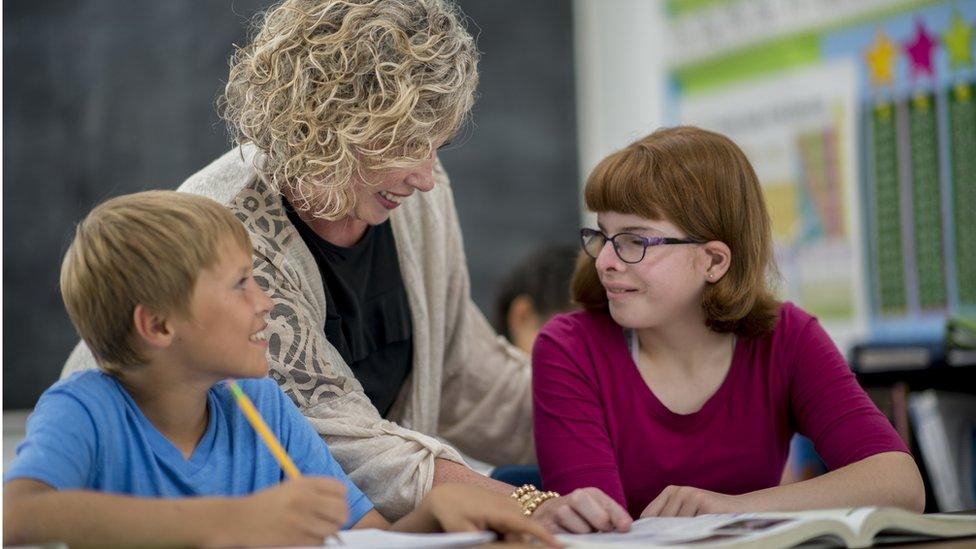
[325,528,496,548]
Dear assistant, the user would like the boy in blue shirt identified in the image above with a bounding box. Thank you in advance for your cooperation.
[3,191,556,547]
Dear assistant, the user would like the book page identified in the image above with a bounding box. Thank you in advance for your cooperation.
[761,507,875,533]
[557,514,793,545]
[870,511,976,541]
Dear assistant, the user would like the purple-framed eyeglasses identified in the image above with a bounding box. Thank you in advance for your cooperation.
[579,228,704,264]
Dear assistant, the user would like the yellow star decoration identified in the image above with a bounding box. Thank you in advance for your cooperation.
[943,11,973,70]
[875,103,893,120]
[913,92,930,112]
[866,29,898,87]
[956,83,972,103]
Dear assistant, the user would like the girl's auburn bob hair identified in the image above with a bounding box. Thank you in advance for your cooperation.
[571,126,781,338]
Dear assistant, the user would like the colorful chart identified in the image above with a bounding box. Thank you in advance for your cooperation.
[670,0,976,344]
[823,2,976,337]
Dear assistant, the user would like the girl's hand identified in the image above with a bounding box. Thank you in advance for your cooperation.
[422,484,561,547]
[641,485,741,518]
[531,487,633,534]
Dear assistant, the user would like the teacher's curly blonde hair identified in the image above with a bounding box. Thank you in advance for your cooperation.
[220,0,479,220]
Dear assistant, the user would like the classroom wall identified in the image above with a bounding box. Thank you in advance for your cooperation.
[2,0,579,410]
[573,0,667,201]
[665,0,976,350]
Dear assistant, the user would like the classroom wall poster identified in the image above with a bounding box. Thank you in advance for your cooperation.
[822,1,976,340]
[669,0,976,346]
[677,62,865,351]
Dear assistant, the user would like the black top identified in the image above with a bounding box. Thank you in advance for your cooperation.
[284,198,413,418]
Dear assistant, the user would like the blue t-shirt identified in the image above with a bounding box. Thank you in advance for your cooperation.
[4,371,373,529]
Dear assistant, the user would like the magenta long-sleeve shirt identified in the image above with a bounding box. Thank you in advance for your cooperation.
[532,302,909,518]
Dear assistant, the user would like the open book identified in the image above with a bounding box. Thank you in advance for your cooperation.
[558,507,976,548]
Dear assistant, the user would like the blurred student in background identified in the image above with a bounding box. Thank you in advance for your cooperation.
[490,245,578,490]
[494,245,580,354]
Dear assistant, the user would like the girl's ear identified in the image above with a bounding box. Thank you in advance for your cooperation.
[132,304,175,350]
[701,240,732,283]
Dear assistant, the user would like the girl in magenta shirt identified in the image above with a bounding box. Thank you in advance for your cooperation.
[532,127,924,525]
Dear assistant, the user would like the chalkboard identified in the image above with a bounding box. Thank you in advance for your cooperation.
[3,0,579,409]
[446,0,580,324]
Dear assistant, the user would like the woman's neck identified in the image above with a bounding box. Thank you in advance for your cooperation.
[303,214,369,247]
[283,188,368,247]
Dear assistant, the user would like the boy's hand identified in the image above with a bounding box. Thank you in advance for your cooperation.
[641,485,740,518]
[215,477,349,547]
[531,487,632,534]
[421,484,561,547]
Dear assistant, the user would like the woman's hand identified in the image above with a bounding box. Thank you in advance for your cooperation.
[531,487,633,534]
[641,485,741,518]
[420,484,561,547]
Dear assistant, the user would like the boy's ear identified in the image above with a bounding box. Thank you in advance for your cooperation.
[132,304,175,350]
[507,294,541,354]
[507,294,540,333]
[701,240,732,283]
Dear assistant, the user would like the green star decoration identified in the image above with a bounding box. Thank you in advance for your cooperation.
[943,11,973,70]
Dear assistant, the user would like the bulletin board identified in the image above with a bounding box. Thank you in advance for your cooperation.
[666,0,976,347]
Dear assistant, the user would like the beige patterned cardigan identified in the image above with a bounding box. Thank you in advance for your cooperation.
[62,145,535,519]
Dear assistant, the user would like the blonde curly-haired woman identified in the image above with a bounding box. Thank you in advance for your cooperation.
[62,0,630,531]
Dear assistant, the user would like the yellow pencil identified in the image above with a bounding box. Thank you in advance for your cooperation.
[227,380,301,479]
[228,380,346,545]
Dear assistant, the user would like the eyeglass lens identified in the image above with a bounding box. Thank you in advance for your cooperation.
[582,231,646,263]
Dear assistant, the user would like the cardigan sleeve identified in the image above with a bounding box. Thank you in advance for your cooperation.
[433,174,536,466]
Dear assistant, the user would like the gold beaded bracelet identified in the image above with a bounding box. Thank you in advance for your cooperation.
[509,484,560,516]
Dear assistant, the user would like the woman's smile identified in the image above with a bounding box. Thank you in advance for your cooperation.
[376,189,409,210]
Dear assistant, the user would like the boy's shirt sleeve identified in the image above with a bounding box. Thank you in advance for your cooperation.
[4,390,97,490]
[275,386,375,528]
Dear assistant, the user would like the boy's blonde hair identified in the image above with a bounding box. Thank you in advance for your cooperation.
[60,191,252,374]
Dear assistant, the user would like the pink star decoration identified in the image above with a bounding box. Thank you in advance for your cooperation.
[904,19,937,79]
